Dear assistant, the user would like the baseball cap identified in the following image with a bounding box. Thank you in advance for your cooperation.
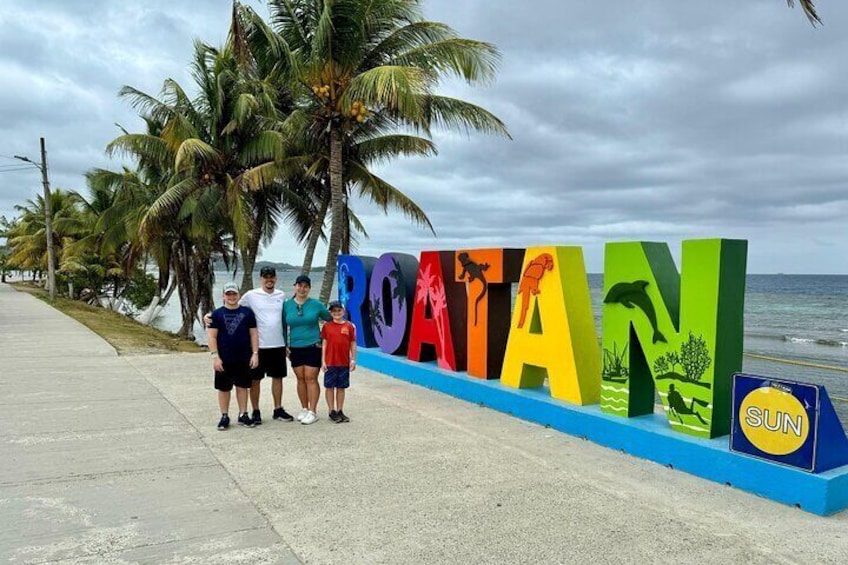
[328,300,344,310]
[259,266,276,277]
[222,282,239,294]
[294,274,311,286]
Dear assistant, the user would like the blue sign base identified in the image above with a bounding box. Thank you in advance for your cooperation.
[359,349,848,516]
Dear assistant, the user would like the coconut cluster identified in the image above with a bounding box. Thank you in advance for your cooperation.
[312,84,331,100]
[349,100,368,123]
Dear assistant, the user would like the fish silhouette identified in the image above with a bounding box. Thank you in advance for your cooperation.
[604,280,667,343]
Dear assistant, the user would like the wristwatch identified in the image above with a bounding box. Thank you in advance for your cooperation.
[210,351,218,357]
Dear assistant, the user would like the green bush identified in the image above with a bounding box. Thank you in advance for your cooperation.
[123,271,157,312]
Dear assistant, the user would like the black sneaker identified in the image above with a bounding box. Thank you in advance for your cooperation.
[337,411,350,423]
[237,413,255,428]
[329,410,341,422]
[217,414,230,430]
[251,409,262,426]
[273,407,294,422]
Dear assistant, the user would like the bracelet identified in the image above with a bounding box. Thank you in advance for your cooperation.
[210,351,218,357]
[252,351,259,355]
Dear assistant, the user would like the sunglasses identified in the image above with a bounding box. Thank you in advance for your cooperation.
[296,303,304,316]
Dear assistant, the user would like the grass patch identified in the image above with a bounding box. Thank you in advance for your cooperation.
[11,282,203,355]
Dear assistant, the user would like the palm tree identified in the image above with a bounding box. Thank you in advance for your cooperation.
[6,190,84,292]
[107,23,310,335]
[106,107,233,338]
[241,0,510,302]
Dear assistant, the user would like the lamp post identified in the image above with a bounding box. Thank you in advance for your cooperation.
[15,137,55,301]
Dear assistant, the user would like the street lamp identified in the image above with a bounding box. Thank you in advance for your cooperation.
[14,137,56,301]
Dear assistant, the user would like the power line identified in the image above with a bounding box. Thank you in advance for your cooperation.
[0,167,34,173]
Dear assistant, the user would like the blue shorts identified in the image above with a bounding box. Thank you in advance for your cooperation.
[324,366,350,389]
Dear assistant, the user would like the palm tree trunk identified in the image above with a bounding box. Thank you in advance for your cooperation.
[341,203,351,255]
[174,242,197,339]
[197,249,215,322]
[136,276,176,325]
[301,183,330,275]
[239,218,263,292]
[319,128,344,303]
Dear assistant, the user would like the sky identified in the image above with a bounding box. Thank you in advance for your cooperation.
[1,0,846,274]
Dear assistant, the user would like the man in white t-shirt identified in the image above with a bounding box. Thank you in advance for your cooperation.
[221,266,294,424]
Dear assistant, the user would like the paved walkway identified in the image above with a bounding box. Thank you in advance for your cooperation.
[2,282,847,564]
[0,283,301,564]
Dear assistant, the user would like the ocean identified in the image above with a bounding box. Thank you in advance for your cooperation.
[154,272,848,424]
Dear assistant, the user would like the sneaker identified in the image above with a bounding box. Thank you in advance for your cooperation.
[301,411,318,425]
[237,413,255,428]
[337,411,350,423]
[296,408,309,422]
[273,407,295,422]
[217,414,230,430]
[329,410,341,422]
[251,409,262,426]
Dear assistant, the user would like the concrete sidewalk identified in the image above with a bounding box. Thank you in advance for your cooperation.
[0,283,302,564]
[2,283,847,564]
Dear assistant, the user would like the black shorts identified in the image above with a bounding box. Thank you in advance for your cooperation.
[252,347,288,380]
[289,344,322,368]
[214,359,253,391]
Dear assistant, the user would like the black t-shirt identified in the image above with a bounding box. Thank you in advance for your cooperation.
[210,306,257,363]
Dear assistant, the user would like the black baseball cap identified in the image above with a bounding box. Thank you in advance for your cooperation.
[328,300,343,310]
[260,266,276,277]
[294,274,311,286]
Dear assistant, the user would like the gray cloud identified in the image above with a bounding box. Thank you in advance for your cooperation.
[2,0,846,274]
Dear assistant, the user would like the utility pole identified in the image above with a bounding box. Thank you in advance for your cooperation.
[15,137,55,300]
[40,137,56,301]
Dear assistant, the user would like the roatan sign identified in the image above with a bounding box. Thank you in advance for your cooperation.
[339,239,746,439]
[338,240,848,514]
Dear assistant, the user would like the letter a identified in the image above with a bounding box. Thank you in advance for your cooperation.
[407,251,467,370]
[500,246,600,405]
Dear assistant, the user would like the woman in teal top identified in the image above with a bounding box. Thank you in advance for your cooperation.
[283,275,331,425]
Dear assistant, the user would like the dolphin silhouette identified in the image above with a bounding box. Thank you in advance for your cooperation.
[604,280,667,343]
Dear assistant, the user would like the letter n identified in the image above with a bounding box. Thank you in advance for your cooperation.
[600,239,747,438]
[407,251,467,370]
[500,246,600,405]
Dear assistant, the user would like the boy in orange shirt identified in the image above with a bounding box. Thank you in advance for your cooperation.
[321,301,357,423]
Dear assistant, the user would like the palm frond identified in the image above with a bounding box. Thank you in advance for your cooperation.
[106,134,171,163]
[174,139,222,173]
[418,95,511,138]
[347,161,435,234]
[345,66,433,119]
[354,134,437,165]
[788,0,822,26]
[391,39,501,86]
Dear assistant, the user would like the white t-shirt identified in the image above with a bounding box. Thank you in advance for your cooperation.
[239,287,286,348]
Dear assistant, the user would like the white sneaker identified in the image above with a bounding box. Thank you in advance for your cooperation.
[296,408,309,422]
[301,411,318,425]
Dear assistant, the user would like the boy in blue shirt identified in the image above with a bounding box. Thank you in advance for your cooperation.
[208,282,260,430]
